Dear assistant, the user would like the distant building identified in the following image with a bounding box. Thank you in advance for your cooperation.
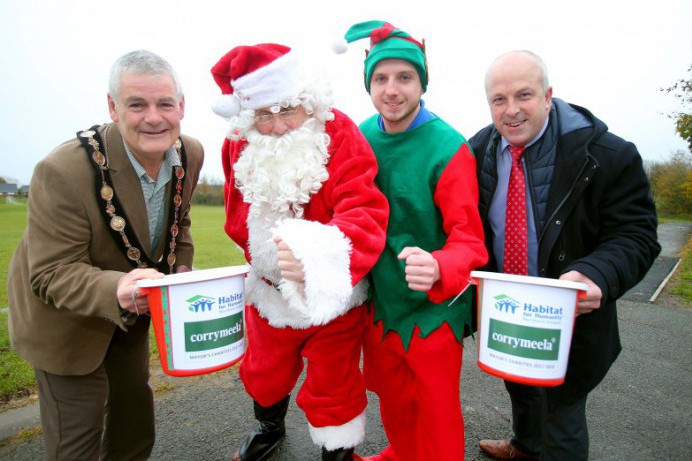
[18,185,30,197]
[0,183,18,197]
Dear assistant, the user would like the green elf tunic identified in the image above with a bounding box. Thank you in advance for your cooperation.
[360,114,488,350]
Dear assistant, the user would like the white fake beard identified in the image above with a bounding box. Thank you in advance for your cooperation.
[234,118,330,219]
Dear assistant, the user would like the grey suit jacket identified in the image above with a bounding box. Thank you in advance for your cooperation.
[8,123,204,375]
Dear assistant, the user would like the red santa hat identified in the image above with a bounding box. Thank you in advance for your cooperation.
[211,43,305,119]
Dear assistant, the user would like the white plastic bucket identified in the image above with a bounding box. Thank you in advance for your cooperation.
[471,271,588,386]
[138,265,250,377]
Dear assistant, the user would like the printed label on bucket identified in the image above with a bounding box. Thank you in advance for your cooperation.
[477,278,578,383]
[163,277,245,371]
[488,319,561,361]
[184,313,243,352]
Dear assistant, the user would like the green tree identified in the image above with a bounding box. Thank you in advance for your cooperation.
[192,174,224,206]
[662,64,692,153]
[648,150,692,217]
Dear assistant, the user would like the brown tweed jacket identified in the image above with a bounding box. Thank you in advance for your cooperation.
[8,123,204,375]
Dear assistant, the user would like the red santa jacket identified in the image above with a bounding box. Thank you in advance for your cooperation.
[221,108,389,328]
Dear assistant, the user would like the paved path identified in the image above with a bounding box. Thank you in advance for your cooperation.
[623,221,691,303]
[1,223,690,460]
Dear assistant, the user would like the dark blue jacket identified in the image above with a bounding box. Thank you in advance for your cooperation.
[470,98,660,403]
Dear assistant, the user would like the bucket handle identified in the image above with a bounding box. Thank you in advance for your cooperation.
[448,279,473,307]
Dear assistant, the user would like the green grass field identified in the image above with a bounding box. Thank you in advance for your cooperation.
[0,198,34,400]
[0,202,244,401]
[0,198,27,308]
[186,205,247,269]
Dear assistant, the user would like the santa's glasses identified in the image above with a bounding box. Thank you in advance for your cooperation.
[254,107,300,126]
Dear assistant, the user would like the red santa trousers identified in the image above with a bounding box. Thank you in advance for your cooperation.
[363,310,464,461]
[239,304,367,428]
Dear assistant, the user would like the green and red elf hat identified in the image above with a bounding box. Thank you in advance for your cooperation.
[333,20,428,93]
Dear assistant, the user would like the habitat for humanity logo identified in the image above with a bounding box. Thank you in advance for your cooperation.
[187,295,215,313]
[494,294,520,314]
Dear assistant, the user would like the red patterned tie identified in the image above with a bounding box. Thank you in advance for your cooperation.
[504,145,527,275]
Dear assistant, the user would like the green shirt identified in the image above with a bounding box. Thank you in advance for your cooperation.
[361,115,474,350]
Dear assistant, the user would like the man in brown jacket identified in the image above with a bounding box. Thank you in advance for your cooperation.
[7,50,204,460]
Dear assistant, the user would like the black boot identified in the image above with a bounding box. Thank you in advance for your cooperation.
[233,395,290,461]
[321,446,354,461]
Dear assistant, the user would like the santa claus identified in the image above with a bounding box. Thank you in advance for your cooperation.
[211,43,388,461]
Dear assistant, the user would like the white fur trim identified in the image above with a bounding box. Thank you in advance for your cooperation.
[233,51,304,110]
[245,272,311,328]
[245,210,368,329]
[211,93,241,119]
[246,272,368,329]
[331,38,348,54]
[308,411,366,450]
[274,219,357,325]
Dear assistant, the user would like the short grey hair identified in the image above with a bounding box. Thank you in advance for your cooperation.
[108,50,183,102]
[485,50,550,93]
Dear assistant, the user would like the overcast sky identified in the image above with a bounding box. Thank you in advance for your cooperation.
[1,0,690,186]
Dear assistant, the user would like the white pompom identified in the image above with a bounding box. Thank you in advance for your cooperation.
[331,38,348,54]
[211,94,241,119]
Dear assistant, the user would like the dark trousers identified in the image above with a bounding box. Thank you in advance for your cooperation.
[35,316,154,461]
[506,380,589,461]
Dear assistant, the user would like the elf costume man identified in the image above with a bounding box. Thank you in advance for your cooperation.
[334,21,488,460]
[210,43,389,461]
